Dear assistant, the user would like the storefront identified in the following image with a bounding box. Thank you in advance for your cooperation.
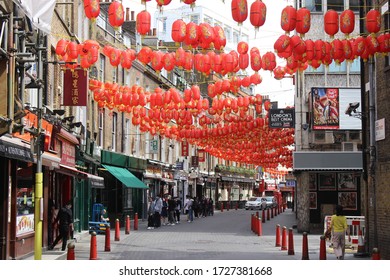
[293,151,363,231]
[0,134,34,259]
[100,150,147,223]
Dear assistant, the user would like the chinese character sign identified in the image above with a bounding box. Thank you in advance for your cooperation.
[63,69,87,106]
[181,140,188,157]
[198,149,205,162]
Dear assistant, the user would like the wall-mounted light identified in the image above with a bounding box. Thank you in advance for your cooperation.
[62,116,74,123]
[69,122,82,129]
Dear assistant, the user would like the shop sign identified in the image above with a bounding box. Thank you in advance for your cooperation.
[198,149,205,162]
[181,140,188,157]
[60,139,75,167]
[63,69,87,106]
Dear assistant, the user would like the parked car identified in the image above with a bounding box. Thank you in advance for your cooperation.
[263,196,277,208]
[245,197,267,210]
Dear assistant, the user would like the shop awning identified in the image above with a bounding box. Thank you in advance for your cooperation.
[0,135,33,162]
[59,164,89,179]
[102,164,148,189]
[89,174,104,189]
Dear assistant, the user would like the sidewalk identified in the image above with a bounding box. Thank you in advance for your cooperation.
[23,208,372,260]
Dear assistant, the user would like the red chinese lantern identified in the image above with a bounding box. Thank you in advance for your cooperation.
[199,23,215,49]
[55,39,69,56]
[136,10,151,35]
[324,9,339,38]
[261,52,276,71]
[156,0,172,11]
[274,34,291,54]
[237,41,249,54]
[332,39,344,63]
[377,33,390,54]
[185,22,199,48]
[250,47,262,72]
[339,9,355,37]
[151,51,164,72]
[250,0,266,31]
[296,7,311,37]
[250,72,262,85]
[137,46,153,65]
[183,0,196,9]
[66,41,79,60]
[273,66,286,80]
[108,1,124,29]
[239,53,249,70]
[280,6,297,34]
[175,47,186,68]
[84,0,100,21]
[241,76,251,87]
[314,39,326,60]
[366,9,381,34]
[213,25,226,51]
[352,36,366,58]
[342,39,353,60]
[231,0,248,25]
[109,48,121,67]
[290,35,306,55]
[305,39,315,61]
[365,34,379,56]
[171,19,186,43]
[163,52,176,72]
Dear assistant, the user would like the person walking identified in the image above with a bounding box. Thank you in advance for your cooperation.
[147,197,155,230]
[49,201,73,251]
[330,205,350,259]
[153,195,163,228]
[167,195,176,226]
[184,195,193,223]
[174,197,182,224]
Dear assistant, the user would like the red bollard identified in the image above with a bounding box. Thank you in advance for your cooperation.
[125,215,130,234]
[372,248,381,260]
[271,207,274,219]
[67,242,75,260]
[288,228,295,255]
[281,226,287,250]
[90,231,97,260]
[251,214,254,232]
[275,224,281,247]
[104,225,111,252]
[274,207,278,217]
[254,215,258,234]
[267,208,270,221]
[134,213,139,230]
[302,232,309,260]
[319,235,327,260]
[262,209,266,223]
[227,202,230,211]
[257,218,262,236]
[115,218,120,241]
[220,202,224,213]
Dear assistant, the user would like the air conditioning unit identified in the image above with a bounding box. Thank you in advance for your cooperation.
[341,142,358,151]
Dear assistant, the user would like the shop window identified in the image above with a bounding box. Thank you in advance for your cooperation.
[16,186,34,236]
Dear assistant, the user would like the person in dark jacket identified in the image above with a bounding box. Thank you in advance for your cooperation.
[49,201,73,251]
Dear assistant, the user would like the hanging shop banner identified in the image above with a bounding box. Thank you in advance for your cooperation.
[269,108,295,128]
[311,87,361,130]
[63,69,87,106]
[198,149,205,162]
[191,156,199,168]
[13,110,53,143]
[181,140,189,157]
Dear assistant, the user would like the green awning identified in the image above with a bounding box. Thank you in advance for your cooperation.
[102,164,148,189]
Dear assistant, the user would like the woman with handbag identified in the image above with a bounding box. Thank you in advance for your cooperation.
[330,205,350,259]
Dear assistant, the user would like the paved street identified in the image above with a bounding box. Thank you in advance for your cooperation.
[31,208,371,261]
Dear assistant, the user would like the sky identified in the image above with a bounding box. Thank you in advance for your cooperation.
[123,0,295,107]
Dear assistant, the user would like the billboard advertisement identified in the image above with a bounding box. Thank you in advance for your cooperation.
[311,87,361,130]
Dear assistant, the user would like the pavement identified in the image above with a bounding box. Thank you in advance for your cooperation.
[22,208,372,260]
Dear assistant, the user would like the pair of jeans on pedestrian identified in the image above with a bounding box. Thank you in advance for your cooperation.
[187,208,193,222]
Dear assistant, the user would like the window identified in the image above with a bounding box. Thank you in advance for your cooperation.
[306,0,323,12]
[224,27,231,41]
[158,17,167,34]
[99,54,105,81]
[328,60,347,73]
[306,64,325,73]
[98,109,104,147]
[385,4,390,67]
[96,12,107,30]
[112,67,118,83]
[327,0,344,11]
[349,0,360,11]
[190,14,199,24]
[349,58,361,73]
[124,119,130,155]
[204,15,213,25]
[112,112,117,151]
[233,30,240,44]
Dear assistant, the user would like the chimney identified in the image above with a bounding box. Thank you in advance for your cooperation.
[152,28,157,36]
[131,11,135,21]
[126,8,130,21]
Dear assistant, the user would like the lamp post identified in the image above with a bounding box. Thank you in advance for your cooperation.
[34,30,44,260]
